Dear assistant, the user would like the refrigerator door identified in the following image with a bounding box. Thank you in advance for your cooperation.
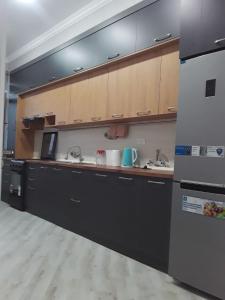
[175,50,225,184]
[169,182,225,299]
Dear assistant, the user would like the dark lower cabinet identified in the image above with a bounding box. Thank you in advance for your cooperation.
[24,163,172,272]
[136,178,172,272]
[25,165,50,219]
[108,175,138,250]
[1,159,11,204]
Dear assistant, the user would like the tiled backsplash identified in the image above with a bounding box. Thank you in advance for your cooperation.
[34,121,176,167]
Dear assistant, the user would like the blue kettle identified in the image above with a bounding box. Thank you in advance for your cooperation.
[122,147,138,168]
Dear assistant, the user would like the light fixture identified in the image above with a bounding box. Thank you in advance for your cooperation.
[16,0,36,4]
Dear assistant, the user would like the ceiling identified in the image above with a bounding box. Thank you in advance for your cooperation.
[6,0,93,56]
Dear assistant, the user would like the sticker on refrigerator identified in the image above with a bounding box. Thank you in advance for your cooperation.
[191,146,201,157]
[206,146,224,158]
[175,145,192,156]
[175,145,225,158]
[182,196,225,220]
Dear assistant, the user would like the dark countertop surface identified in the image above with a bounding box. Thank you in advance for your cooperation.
[26,159,174,179]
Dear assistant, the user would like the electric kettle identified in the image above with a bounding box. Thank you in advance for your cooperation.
[121,147,138,168]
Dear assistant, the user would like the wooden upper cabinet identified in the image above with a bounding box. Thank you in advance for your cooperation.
[159,42,179,115]
[69,75,90,124]
[107,60,136,119]
[107,51,161,119]
[22,96,37,118]
[132,51,161,117]
[49,85,71,125]
[34,85,71,125]
[88,70,108,122]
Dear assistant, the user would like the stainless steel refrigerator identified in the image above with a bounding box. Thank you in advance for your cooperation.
[169,50,225,300]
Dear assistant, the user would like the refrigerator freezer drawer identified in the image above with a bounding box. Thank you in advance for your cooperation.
[169,182,225,299]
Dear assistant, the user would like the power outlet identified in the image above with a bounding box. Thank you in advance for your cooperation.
[136,138,146,145]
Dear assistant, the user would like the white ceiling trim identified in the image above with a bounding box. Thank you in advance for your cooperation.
[6,0,113,64]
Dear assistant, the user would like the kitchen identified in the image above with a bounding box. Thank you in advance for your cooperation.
[0,0,224,299]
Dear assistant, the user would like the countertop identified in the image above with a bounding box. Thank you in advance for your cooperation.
[26,159,174,179]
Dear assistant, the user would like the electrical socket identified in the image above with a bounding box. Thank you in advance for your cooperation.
[136,138,146,145]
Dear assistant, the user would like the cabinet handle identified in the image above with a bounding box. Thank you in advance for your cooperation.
[168,106,176,112]
[49,76,57,82]
[57,121,66,125]
[73,67,84,73]
[118,176,133,181]
[40,166,48,169]
[154,33,172,43]
[136,110,151,116]
[70,198,81,204]
[53,168,61,172]
[147,180,165,185]
[91,117,101,121]
[28,177,35,181]
[29,167,36,170]
[28,186,36,191]
[73,119,82,123]
[112,113,124,119]
[214,38,225,45]
[95,173,108,178]
[72,170,82,174]
[108,53,120,60]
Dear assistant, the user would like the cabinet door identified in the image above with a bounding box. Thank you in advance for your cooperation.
[137,178,172,272]
[43,33,103,81]
[44,85,71,126]
[69,75,90,124]
[22,96,39,118]
[79,172,115,239]
[201,0,225,54]
[132,51,161,117]
[107,60,136,119]
[110,175,138,250]
[25,164,43,216]
[108,53,161,119]
[1,165,10,203]
[159,42,179,114]
[136,0,180,51]
[88,70,108,122]
[94,13,137,64]
[180,0,203,59]
[62,169,88,233]
[10,62,49,94]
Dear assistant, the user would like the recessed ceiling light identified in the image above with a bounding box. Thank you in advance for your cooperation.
[16,0,36,4]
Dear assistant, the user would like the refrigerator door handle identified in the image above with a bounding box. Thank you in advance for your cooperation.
[180,180,225,188]
[180,180,225,195]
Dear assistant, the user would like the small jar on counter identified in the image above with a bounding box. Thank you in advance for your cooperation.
[96,149,106,165]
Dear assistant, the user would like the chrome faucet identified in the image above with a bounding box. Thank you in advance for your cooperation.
[154,149,169,167]
[65,146,83,162]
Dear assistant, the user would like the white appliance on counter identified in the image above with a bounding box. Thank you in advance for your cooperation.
[105,150,121,167]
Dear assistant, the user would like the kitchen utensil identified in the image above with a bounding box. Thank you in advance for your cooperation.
[121,147,138,167]
[96,149,106,165]
[105,150,121,167]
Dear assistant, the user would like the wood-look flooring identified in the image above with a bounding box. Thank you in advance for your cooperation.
[0,201,213,300]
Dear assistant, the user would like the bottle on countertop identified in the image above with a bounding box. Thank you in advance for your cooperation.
[96,149,106,165]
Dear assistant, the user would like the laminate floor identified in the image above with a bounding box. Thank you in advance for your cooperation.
[0,201,213,300]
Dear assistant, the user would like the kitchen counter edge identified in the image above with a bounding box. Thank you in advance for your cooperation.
[26,159,174,179]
